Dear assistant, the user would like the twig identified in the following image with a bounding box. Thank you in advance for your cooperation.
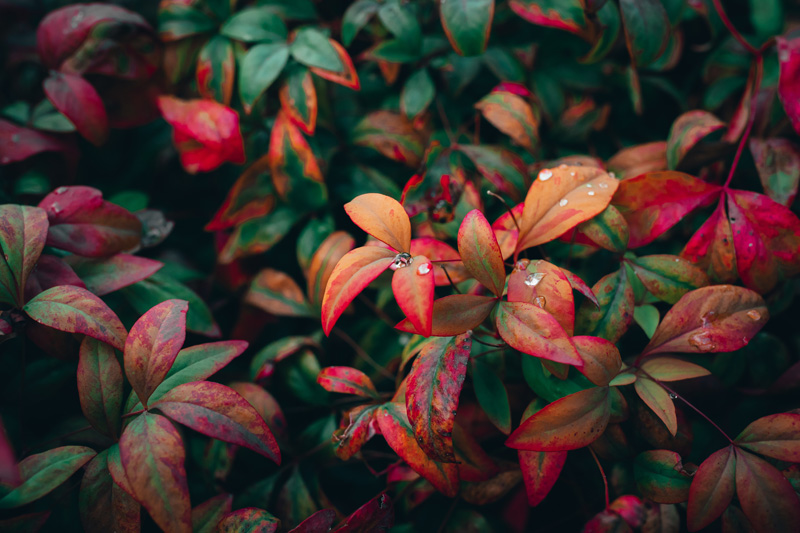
[440,265,462,294]
[711,0,759,55]
[655,379,734,443]
[723,55,763,189]
[588,447,609,509]
[333,327,395,380]
[487,190,520,232]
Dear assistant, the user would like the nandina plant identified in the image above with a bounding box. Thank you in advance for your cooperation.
[1,0,800,532]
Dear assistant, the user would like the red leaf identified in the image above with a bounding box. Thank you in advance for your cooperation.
[634,377,677,436]
[123,299,188,406]
[727,189,800,294]
[613,171,722,248]
[217,508,279,533]
[628,254,710,304]
[196,36,235,105]
[289,509,336,533]
[306,232,355,308]
[66,254,163,296]
[24,255,86,302]
[574,336,622,387]
[23,285,127,350]
[333,405,380,461]
[749,137,800,206]
[0,419,19,488]
[352,111,424,167]
[409,237,468,287]
[406,334,471,462]
[496,301,583,366]
[508,259,575,334]
[79,450,140,533]
[38,186,142,258]
[681,200,737,283]
[158,96,245,174]
[506,387,611,451]
[205,157,275,231]
[321,246,394,335]
[665,110,726,170]
[491,203,523,259]
[510,0,589,37]
[229,382,288,445]
[642,285,768,356]
[458,209,506,297]
[309,39,360,91]
[396,294,498,336]
[734,448,800,532]
[686,445,736,531]
[0,120,77,167]
[267,110,325,203]
[245,268,313,318]
[375,403,459,496]
[317,367,379,399]
[0,205,49,307]
[391,255,435,336]
[734,413,800,462]
[519,450,567,506]
[331,494,392,532]
[453,423,498,482]
[151,381,280,463]
[78,338,123,439]
[344,194,411,253]
[607,141,668,179]
[778,35,800,136]
[43,73,108,146]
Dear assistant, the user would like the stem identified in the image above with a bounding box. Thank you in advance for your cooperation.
[473,110,481,145]
[471,336,506,348]
[711,0,759,55]
[440,265,462,294]
[656,380,734,443]
[487,190,521,233]
[436,98,456,143]
[333,327,395,380]
[588,447,609,509]
[357,293,395,327]
[122,409,146,420]
[723,55,763,189]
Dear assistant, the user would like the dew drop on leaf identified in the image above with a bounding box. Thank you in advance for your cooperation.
[588,191,595,196]
[669,393,678,399]
[390,252,413,270]
[559,198,568,207]
[688,331,715,352]
[417,263,431,275]
[598,182,609,188]
[746,309,761,321]
[539,169,553,181]
[533,296,546,309]
[524,272,545,287]
[50,202,62,214]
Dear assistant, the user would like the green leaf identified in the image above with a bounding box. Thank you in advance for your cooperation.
[221,6,288,43]
[634,450,693,503]
[31,99,75,132]
[290,28,342,71]
[576,268,635,343]
[619,0,670,67]
[401,68,435,120]
[471,357,511,435]
[239,43,289,114]
[342,0,379,46]
[0,205,48,307]
[440,0,494,56]
[158,5,216,41]
[629,254,710,304]
[197,35,235,104]
[378,1,421,49]
[749,0,783,38]
[634,304,659,339]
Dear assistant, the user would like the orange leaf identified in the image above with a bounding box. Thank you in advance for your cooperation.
[475,91,538,152]
[507,259,575,334]
[734,413,800,462]
[280,68,317,135]
[640,357,711,382]
[317,366,379,399]
[268,111,324,203]
[634,377,677,436]
[395,294,497,336]
[495,301,583,366]
[391,255,435,337]
[573,336,621,387]
[457,209,506,297]
[306,231,355,308]
[344,193,411,253]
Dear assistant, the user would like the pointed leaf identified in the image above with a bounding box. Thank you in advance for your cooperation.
[458,145,527,201]
[635,377,677,436]
[268,110,326,206]
[575,268,634,344]
[79,450,140,533]
[458,209,506,297]
[681,200,737,283]
[634,450,693,504]
[734,448,800,532]
[239,43,290,113]
[307,231,355,308]
[630,255,709,304]
[640,357,711,382]
[309,39,360,90]
[78,337,123,439]
[67,254,163,296]
[507,259,575,334]
[453,422,498,482]
[205,157,275,231]
[749,138,800,206]
[687,446,736,531]
[735,413,800,462]
[574,336,622,387]
[0,205,48,307]
[345,193,411,253]
[471,357,512,435]
[43,73,108,146]
[510,0,589,37]
[519,449,567,506]
[197,35,234,105]
[229,382,288,445]
[245,268,314,318]
[220,6,288,42]
[331,493,393,532]
[291,28,342,71]
[475,90,538,152]
[280,66,317,135]
[318,366,379,399]
[352,111,423,167]
[619,0,669,67]
[666,111,727,170]
[396,294,498,336]
[191,494,232,533]
[392,255,435,336]
[441,0,494,56]
[289,509,336,533]
[496,301,583,366]
[333,404,380,461]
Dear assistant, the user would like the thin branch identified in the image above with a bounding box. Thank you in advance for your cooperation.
[487,190,520,232]
[440,265,462,294]
[723,55,763,189]
[655,379,734,444]
[588,447,610,509]
[357,293,395,327]
[333,327,396,380]
[472,336,506,348]
[711,0,759,55]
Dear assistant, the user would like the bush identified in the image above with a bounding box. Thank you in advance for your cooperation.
[1,0,800,531]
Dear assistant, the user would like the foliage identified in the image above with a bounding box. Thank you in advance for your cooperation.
[1,0,800,532]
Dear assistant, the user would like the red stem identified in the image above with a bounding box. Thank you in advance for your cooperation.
[722,55,763,189]
[711,0,759,55]
[652,377,734,444]
[588,447,609,509]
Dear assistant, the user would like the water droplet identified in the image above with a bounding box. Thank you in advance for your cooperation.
[609,172,616,179]
[390,252,413,270]
[570,171,576,177]
[598,182,609,189]
[701,311,715,328]
[524,272,546,287]
[70,9,85,29]
[11,134,20,143]
[398,334,410,346]
[588,191,595,196]
[539,169,553,181]
[559,198,568,207]
[50,202,62,215]
[55,186,68,194]
[746,309,761,321]
[688,331,715,352]
[533,296,547,309]
[515,260,528,270]
[586,183,593,188]
[675,258,680,262]
[417,263,431,275]
[558,164,568,169]
[669,393,678,400]
[748,243,753,247]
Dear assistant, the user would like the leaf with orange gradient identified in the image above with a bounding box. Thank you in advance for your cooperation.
[245,268,314,318]
[686,446,736,531]
[321,246,395,335]
[491,203,523,260]
[507,259,575,334]
[510,0,589,37]
[317,366,379,399]
[352,111,423,167]
[392,255,435,336]
[280,67,317,135]
[640,357,711,382]
[375,402,459,496]
[395,294,498,336]
[519,450,567,506]
[680,201,737,284]
[333,405,380,460]
[406,334,471,462]
[409,237,468,286]
[496,301,583,366]
[458,209,506,297]
[309,39,360,90]
[196,36,235,105]
[217,508,279,532]
[635,377,677,436]
[573,336,621,387]
[344,194,411,253]
[306,231,355,308]
[506,387,611,451]
[516,165,618,255]
[475,90,538,152]
[607,141,668,179]
[268,111,325,205]
[734,413,800,462]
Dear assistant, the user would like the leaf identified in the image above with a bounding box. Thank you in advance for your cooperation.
[317,366,379,399]
[158,4,215,41]
[573,336,621,387]
[309,39,360,90]
[23,286,127,350]
[607,141,668,179]
[507,387,610,451]
[406,334,471,462]
[734,448,800,532]
[0,446,96,509]
[496,301,583,366]
[642,285,768,356]
[749,138,800,206]
[629,255,710,304]
[218,206,302,264]
[519,448,567,506]
[352,111,423,167]
[681,200,737,284]
[612,171,722,247]
[39,186,142,258]
[217,507,280,533]
[290,27,342,71]
[205,158,275,231]
[391,255,435,337]
[581,0,621,63]
[0,205,48,307]
[376,403,459,496]
[510,0,589,37]
[333,404,380,460]
[151,381,280,463]
[289,509,336,533]
[0,119,76,166]
[345,194,411,254]
[634,450,693,504]
[475,90,538,152]
[79,450,139,533]
[191,494,232,533]
[471,357,512,435]
[634,305,659,339]
[123,299,187,406]
[245,268,314,318]
[458,209,506,297]
[618,0,669,67]
[78,337,123,439]
[507,259,576,334]
[727,189,800,294]
[777,35,800,136]
[458,145,527,201]
[67,254,162,296]
[453,422,498,481]
[640,357,711,382]
[196,35,235,105]
[306,231,355,308]
[229,382,289,444]
[575,268,634,344]
[24,256,87,301]
[440,0,494,56]
[665,111,727,170]
[518,165,618,254]
[342,0,379,46]
[321,246,394,335]
[43,73,108,146]
[157,96,246,174]
[239,43,290,114]
[268,110,326,207]
[221,6,288,43]
[331,493,393,532]
[635,377,677,436]
[280,66,317,135]
[401,68,435,120]
[395,294,498,336]
[686,445,736,531]
[734,413,800,462]
[571,204,630,253]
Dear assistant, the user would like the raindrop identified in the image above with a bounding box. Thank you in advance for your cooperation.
[746,309,761,321]
[533,296,547,309]
[748,243,753,247]
[417,263,431,275]
[55,186,68,194]
[539,169,553,181]
[609,172,616,179]
[701,311,716,328]
[588,191,596,196]
[586,183,593,188]
[598,182,609,189]
[515,260,527,270]
[11,134,20,143]
[675,258,680,262]
[50,202,62,215]
[669,393,678,400]
[524,272,545,287]
[559,198,568,207]
[558,164,568,169]
[688,331,715,352]
[390,252,413,270]
[570,171,576,177]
